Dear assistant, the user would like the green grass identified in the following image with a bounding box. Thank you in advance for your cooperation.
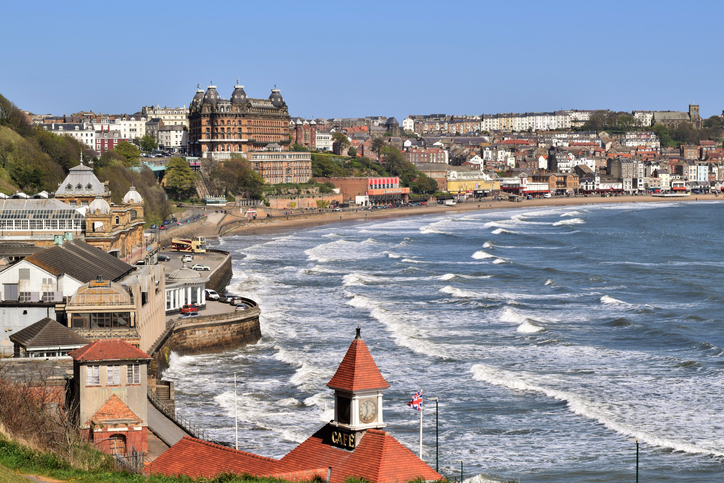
[0,462,31,483]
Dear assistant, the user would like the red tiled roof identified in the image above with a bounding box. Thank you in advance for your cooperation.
[148,437,287,479]
[88,394,141,425]
[69,339,151,362]
[327,335,390,392]
[278,425,442,483]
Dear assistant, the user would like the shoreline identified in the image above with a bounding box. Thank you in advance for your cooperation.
[224,193,722,237]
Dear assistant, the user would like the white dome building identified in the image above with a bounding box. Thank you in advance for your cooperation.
[123,186,143,205]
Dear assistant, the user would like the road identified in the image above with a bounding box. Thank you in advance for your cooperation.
[147,402,191,448]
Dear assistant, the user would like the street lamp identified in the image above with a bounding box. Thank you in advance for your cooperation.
[457,459,464,483]
[429,397,439,472]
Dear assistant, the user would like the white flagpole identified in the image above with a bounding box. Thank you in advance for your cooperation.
[419,390,423,459]
[234,372,238,450]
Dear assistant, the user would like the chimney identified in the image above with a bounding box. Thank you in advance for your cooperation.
[64,232,73,242]
[53,235,63,246]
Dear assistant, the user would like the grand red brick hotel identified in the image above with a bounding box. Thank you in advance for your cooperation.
[148,329,442,482]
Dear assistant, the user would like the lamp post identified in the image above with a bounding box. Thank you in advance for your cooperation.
[627,439,639,483]
[457,459,464,483]
[429,397,439,472]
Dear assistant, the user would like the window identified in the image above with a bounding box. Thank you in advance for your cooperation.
[19,269,30,280]
[87,365,100,386]
[127,363,140,384]
[107,365,120,385]
[18,292,31,302]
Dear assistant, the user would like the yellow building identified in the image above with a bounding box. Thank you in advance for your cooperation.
[446,167,500,194]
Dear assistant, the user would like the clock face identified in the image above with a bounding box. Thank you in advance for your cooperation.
[359,398,378,424]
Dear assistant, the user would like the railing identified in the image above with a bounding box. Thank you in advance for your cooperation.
[147,387,208,441]
[115,449,144,474]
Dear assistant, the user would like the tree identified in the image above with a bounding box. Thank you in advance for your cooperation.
[113,140,141,167]
[332,132,350,149]
[411,174,438,194]
[371,137,386,159]
[291,143,309,152]
[164,157,197,200]
[347,147,357,157]
[93,151,126,171]
[139,135,158,152]
[207,156,265,199]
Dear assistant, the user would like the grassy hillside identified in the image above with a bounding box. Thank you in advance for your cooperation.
[0,462,31,483]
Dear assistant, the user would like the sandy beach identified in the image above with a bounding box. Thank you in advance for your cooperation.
[223,193,719,236]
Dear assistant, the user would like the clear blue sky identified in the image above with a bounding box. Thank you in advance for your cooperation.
[2,0,723,120]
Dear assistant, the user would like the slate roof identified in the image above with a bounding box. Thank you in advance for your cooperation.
[54,164,106,197]
[24,240,134,283]
[89,394,141,425]
[9,317,88,348]
[69,339,151,362]
[327,330,390,392]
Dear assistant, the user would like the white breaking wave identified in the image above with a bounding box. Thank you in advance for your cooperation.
[321,232,342,238]
[470,364,724,457]
[561,210,583,217]
[493,258,507,264]
[601,295,628,306]
[482,241,493,248]
[517,320,545,333]
[419,219,453,235]
[440,285,478,298]
[346,294,452,360]
[472,250,495,259]
[491,228,513,235]
[305,239,382,263]
[544,279,555,286]
[553,218,585,226]
[439,273,456,281]
[342,272,381,287]
[385,252,401,258]
[499,307,527,325]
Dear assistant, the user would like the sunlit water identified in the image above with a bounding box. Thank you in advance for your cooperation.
[163,201,724,482]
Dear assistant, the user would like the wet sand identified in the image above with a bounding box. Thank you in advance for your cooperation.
[225,193,720,237]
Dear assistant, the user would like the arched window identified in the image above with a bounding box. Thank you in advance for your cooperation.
[115,216,119,225]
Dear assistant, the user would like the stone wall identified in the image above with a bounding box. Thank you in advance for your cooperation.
[268,193,343,210]
[205,249,232,293]
[152,301,261,375]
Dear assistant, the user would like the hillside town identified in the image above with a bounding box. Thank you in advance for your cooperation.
[0,81,722,483]
[26,89,723,205]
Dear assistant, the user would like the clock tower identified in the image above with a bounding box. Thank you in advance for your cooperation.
[326,328,390,449]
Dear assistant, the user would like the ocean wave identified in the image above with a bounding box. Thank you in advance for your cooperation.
[470,364,724,458]
[440,285,478,298]
[346,294,452,360]
[517,320,545,333]
[493,258,507,264]
[560,210,584,217]
[544,279,555,286]
[385,252,401,258]
[472,250,495,259]
[482,241,493,248]
[491,228,513,235]
[304,239,382,263]
[553,218,585,226]
[439,273,456,281]
[600,295,628,306]
[342,272,381,287]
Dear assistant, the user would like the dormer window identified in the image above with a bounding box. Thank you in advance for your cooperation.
[76,184,82,190]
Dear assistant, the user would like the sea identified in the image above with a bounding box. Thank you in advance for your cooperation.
[162,201,724,482]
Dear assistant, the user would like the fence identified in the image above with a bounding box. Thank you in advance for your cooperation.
[147,387,208,441]
[114,448,144,474]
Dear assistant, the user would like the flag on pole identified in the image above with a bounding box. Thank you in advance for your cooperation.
[408,389,423,411]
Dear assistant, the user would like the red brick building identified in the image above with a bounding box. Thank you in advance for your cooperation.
[70,340,151,456]
[148,330,441,483]
[95,125,124,155]
[188,84,290,159]
[292,119,317,150]
[404,147,447,164]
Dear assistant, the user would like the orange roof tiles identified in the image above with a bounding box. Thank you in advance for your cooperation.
[278,426,441,483]
[327,334,390,392]
[69,339,151,362]
[89,394,141,425]
[148,437,285,479]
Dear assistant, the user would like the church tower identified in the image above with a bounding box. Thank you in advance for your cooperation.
[326,327,390,449]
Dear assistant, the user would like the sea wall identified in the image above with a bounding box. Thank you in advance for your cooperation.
[151,298,261,376]
[205,249,232,293]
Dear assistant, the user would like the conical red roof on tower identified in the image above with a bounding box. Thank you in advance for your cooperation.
[327,328,390,392]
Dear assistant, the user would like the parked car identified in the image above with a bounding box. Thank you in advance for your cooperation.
[205,289,220,301]
[182,255,193,263]
[228,296,243,306]
[150,224,156,229]
[160,225,166,230]
[181,303,198,314]
[235,303,249,311]
[192,264,210,271]
[157,254,170,262]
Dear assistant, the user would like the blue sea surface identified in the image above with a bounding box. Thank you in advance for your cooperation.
[163,201,724,482]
